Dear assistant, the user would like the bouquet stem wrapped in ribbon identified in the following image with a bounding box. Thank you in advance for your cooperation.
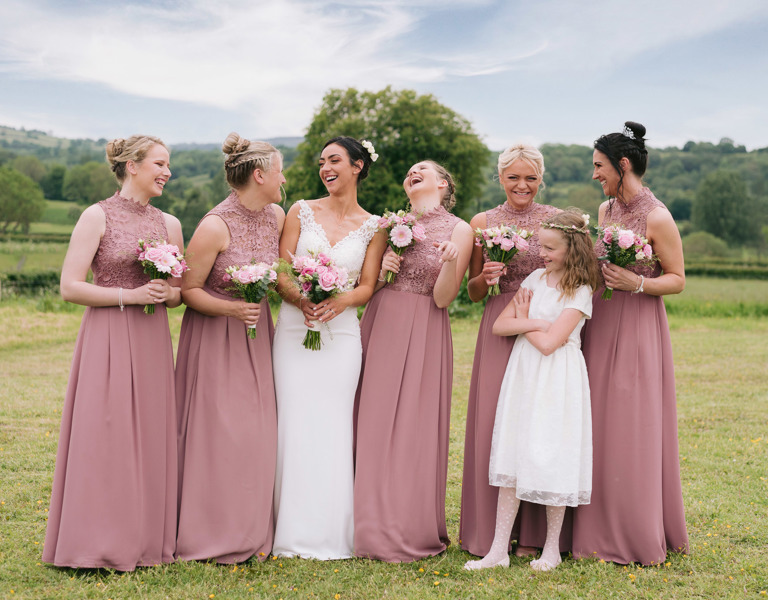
[377,209,427,283]
[135,239,188,314]
[281,252,351,350]
[223,262,278,338]
[473,224,532,296]
[596,224,654,300]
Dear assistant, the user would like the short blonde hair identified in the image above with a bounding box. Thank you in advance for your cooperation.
[106,135,167,184]
[497,143,545,181]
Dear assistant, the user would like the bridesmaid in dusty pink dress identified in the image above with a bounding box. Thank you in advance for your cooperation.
[354,160,473,562]
[572,121,688,564]
[459,144,560,558]
[175,133,285,563]
[43,136,182,570]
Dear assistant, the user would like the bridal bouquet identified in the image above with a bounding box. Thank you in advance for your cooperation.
[596,224,653,300]
[135,239,188,314]
[377,209,427,283]
[285,252,351,350]
[223,262,278,338]
[473,224,532,295]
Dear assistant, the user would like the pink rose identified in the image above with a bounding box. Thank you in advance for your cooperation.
[643,244,652,259]
[499,237,514,252]
[170,263,185,278]
[515,236,529,252]
[617,229,635,249]
[412,224,427,241]
[602,229,614,244]
[144,246,165,264]
[235,269,256,284]
[222,272,232,282]
[301,281,312,293]
[318,270,338,292]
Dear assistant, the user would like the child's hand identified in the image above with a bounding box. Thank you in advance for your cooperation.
[513,287,532,319]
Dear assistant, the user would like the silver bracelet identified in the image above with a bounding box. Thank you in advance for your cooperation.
[118,287,124,311]
[632,275,644,294]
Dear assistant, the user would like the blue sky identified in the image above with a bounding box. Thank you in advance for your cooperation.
[1,0,766,150]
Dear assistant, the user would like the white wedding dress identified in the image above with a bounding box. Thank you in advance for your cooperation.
[272,200,379,559]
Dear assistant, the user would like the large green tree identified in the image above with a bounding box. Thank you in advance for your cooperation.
[0,167,46,233]
[286,87,489,217]
[62,161,116,205]
[692,170,761,246]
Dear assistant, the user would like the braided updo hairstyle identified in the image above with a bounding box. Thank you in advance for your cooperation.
[106,135,166,184]
[322,136,374,185]
[222,132,281,189]
[421,160,457,211]
[594,121,648,201]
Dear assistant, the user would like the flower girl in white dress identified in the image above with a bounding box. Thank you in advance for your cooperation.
[464,210,599,572]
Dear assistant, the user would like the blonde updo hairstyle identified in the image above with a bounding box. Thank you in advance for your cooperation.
[222,132,281,189]
[423,160,457,211]
[541,209,599,299]
[497,143,545,188]
[106,135,167,184]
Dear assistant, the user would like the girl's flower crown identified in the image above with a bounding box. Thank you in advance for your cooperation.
[361,139,379,162]
[542,214,591,234]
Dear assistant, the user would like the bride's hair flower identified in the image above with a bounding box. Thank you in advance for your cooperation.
[361,140,378,162]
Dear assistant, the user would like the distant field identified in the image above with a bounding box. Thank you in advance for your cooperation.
[40,200,79,226]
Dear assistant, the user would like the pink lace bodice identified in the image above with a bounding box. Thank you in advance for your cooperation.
[595,188,664,280]
[92,193,169,288]
[204,193,280,296]
[484,201,560,295]
[388,205,463,297]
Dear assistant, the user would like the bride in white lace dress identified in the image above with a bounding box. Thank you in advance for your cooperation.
[272,137,386,559]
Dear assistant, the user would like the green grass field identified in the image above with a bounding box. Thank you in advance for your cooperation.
[0,286,766,599]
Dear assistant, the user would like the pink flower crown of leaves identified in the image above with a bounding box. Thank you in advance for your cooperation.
[541,214,590,235]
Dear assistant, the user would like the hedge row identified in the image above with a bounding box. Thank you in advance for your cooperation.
[685,263,768,280]
[1,232,72,243]
[0,270,60,296]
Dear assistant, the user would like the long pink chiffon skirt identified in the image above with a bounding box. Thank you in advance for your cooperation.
[43,305,177,570]
[354,288,452,562]
[175,296,277,563]
[573,290,688,565]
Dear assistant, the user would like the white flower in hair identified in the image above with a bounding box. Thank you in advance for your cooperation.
[582,214,590,227]
[361,139,378,162]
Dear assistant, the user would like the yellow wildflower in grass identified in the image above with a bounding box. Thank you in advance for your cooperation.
[433,581,440,586]
[335,595,340,599]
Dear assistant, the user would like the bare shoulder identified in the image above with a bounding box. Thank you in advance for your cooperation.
[469,211,487,229]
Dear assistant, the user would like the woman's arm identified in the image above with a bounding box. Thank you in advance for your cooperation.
[433,220,474,308]
[179,215,261,326]
[60,204,157,308]
[314,229,388,322]
[599,205,685,297]
[160,212,184,308]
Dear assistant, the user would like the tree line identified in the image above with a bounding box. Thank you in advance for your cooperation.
[1,90,767,253]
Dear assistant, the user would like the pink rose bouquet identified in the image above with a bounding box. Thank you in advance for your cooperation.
[223,262,278,338]
[596,224,654,299]
[473,224,532,296]
[135,238,188,314]
[283,251,351,350]
[377,209,427,283]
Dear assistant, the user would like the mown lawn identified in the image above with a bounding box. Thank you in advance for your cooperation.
[0,289,766,599]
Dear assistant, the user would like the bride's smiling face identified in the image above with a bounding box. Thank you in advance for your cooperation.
[318,143,361,193]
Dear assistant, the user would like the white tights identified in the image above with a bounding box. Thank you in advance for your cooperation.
[463,487,564,571]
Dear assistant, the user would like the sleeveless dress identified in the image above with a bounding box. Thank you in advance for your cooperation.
[572,188,689,565]
[271,200,379,559]
[175,194,279,564]
[43,193,177,570]
[459,200,560,556]
[489,270,592,506]
[354,205,460,562]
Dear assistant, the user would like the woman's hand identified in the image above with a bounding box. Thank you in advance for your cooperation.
[380,249,402,279]
[228,301,262,326]
[481,260,506,287]
[601,262,641,293]
[313,294,351,324]
[128,279,176,306]
[513,287,532,319]
[433,240,459,263]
